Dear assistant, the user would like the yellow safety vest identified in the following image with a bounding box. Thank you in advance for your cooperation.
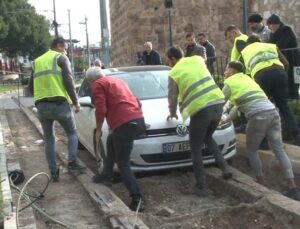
[169,56,224,121]
[230,34,248,61]
[224,72,267,108]
[33,50,71,103]
[241,42,284,78]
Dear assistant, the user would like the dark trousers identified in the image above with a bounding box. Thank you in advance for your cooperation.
[255,68,299,136]
[102,118,146,198]
[189,104,228,189]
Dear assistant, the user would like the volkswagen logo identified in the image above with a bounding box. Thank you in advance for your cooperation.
[176,124,189,137]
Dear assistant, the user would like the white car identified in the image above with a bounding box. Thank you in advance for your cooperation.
[75,65,236,172]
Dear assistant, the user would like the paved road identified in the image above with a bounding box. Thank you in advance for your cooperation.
[0,91,34,109]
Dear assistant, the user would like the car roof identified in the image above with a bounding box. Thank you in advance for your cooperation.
[103,65,171,75]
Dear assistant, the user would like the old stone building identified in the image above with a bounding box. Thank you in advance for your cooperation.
[109,0,300,66]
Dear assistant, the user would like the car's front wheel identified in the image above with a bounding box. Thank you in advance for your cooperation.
[93,131,106,174]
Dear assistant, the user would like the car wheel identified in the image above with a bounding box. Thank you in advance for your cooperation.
[78,140,86,150]
[93,131,106,174]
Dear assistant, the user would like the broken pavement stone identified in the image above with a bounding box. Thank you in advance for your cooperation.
[156,207,175,217]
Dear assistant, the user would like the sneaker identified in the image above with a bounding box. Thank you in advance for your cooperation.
[285,187,300,201]
[68,160,86,173]
[191,186,213,197]
[51,168,59,183]
[92,173,112,186]
[292,135,300,146]
[129,197,145,212]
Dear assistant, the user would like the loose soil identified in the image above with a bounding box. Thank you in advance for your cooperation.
[5,109,107,229]
[4,108,299,229]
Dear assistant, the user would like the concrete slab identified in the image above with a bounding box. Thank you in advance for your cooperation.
[236,133,300,174]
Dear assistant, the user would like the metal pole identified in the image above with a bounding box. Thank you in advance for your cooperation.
[243,0,249,34]
[85,16,91,67]
[68,10,75,77]
[53,0,58,37]
[99,0,111,67]
[168,8,173,47]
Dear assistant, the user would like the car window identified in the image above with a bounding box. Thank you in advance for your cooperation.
[78,78,92,97]
[113,70,169,100]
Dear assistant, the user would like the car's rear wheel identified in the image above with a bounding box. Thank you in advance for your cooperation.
[93,131,106,174]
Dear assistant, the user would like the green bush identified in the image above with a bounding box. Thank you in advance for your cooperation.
[288,100,300,123]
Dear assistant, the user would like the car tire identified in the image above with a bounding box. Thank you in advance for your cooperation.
[78,140,86,150]
[93,131,106,174]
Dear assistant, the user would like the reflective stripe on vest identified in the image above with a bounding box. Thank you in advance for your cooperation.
[230,34,248,61]
[241,42,284,78]
[33,50,71,103]
[224,72,267,108]
[169,56,224,121]
[33,53,61,78]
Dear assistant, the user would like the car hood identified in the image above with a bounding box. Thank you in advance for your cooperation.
[141,98,188,129]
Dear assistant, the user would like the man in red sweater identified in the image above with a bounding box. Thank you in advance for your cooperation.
[86,67,146,212]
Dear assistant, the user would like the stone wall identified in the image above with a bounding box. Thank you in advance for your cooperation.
[109,0,243,66]
[109,0,300,66]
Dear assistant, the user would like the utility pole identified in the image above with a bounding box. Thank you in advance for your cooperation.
[80,17,91,67]
[99,0,110,67]
[243,0,249,34]
[68,10,75,76]
[53,0,58,37]
[164,0,173,47]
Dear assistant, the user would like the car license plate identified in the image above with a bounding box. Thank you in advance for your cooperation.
[163,141,190,153]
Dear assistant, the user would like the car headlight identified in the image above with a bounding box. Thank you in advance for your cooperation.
[217,114,231,130]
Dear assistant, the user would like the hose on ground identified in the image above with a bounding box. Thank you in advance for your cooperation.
[9,172,73,229]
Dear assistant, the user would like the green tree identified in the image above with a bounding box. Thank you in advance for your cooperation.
[0,0,51,59]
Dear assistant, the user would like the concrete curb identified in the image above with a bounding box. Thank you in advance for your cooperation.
[0,115,16,229]
[18,98,149,229]
[0,109,37,229]
[206,167,300,224]
[236,133,300,174]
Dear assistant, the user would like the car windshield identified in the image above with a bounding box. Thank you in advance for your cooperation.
[112,70,169,100]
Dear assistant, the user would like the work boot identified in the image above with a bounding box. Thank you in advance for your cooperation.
[51,168,59,183]
[285,187,300,201]
[129,197,145,212]
[190,185,213,197]
[220,162,232,180]
[92,173,112,187]
[68,160,86,173]
[222,171,233,180]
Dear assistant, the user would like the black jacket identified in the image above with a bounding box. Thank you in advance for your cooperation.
[269,24,299,67]
[142,50,162,65]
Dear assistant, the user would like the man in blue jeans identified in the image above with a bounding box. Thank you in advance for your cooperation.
[221,61,300,201]
[29,37,85,182]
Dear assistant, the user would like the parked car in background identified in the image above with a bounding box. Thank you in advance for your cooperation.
[75,65,236,172]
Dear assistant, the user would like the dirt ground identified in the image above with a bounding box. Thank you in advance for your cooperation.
[4,108,299,229]
[5,109,107,229]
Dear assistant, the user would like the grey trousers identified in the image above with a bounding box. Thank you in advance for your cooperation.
[246,109,294,179]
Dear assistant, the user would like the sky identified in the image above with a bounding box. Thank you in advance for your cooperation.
[28,0,105,47]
